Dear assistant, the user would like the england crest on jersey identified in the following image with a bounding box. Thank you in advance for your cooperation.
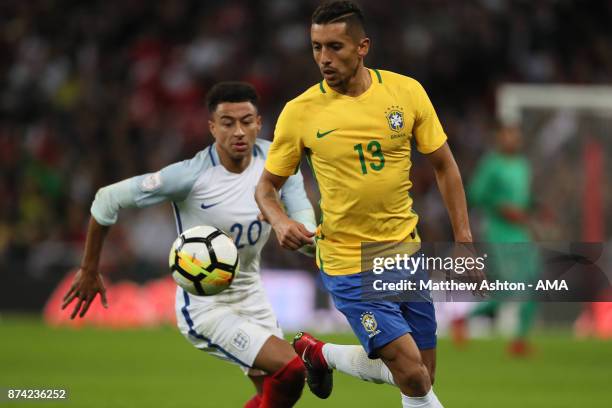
[385,106,404,132]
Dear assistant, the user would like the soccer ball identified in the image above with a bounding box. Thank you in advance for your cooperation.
[169,225,239,296]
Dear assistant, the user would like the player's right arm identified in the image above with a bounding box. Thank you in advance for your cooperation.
[256,170,313,250]
[62,217,110,319]
[255,103,313,250]
[62,158,200,318]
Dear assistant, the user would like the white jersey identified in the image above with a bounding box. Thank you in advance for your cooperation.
[91,138,314,304]
[91,138,314,374]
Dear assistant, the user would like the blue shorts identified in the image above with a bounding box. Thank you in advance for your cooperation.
[321,267,437,358]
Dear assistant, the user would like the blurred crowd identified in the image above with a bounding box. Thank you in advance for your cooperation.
[2,0,611,293]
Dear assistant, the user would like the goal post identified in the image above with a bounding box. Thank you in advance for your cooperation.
[497,84,612,126]
[496,84,612,242]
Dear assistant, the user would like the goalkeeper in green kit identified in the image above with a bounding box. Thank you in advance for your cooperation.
[455,124,539,356]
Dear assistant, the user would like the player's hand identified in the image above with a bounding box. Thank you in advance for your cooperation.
[61,268,108,319]
[272,218,315,251]
[498,205,528,225]
[452,243,488,297]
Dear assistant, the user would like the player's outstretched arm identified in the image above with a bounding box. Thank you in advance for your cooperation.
[61,158,199,318]
[255,169,314,250]
[61,216,110,319]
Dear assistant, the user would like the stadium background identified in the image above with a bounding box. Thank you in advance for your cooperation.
[1,0,611,407]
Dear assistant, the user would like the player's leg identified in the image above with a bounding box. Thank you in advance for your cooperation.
[253,334,298,372]
[397,299,438,386]
[517,300,537,339]
[468,298,500,318]
[381,339,443,408]
[245,285,306,407]
[327,273,440,394]
[377,334,431,396]
[298,291,434,388]
[176,288,304,407]
[303,271,443,406]
[296,329,443,406]
[244,336,304,407]
[253,335,305,408]
[509,248,539,356]
[244,375,262,408]
[296,332,394,384]
[508,300,537,356]
[446,302,474,346]
[419,348,436,386]
[248,375,264,395]
[297,336,436,387]
[293,276,402,389]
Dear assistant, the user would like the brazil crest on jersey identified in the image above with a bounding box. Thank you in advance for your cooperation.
[265,69,447,275]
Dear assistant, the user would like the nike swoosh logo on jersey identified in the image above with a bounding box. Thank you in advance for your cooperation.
[316,128,338,138]
[200,202,220,210]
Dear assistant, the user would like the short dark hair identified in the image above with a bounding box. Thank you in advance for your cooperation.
[206,81,259,113]
[311,1,366,38]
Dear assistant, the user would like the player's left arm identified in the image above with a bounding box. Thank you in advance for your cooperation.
[413,81,484,291]
[411,80,472,242]
[426,142,472,243]
[428,143,487,294]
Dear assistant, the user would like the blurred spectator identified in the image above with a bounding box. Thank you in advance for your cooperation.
[1,0,611,289]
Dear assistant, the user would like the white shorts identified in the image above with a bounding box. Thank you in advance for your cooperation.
[175,284,283,376]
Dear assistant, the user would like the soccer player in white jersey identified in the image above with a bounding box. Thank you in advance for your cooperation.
[61,82,316,408]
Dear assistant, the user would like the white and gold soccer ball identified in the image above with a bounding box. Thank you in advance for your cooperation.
[169,225,239,296]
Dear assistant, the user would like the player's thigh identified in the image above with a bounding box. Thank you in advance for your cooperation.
[399,300,438,350]
[252,334,297,374]
[176,301,281,375]
[397,300,437,382]
[321,272,414,357]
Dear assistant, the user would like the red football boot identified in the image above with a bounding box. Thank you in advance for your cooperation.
[508,338,533,357]
[292,332,333,399]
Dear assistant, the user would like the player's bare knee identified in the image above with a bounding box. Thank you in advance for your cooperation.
[254,335,298,373]
[391,363,431,396]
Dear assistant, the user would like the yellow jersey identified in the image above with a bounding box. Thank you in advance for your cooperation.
[265,68,447,275]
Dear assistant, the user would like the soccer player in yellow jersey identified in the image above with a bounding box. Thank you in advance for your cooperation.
[256,2,473,407]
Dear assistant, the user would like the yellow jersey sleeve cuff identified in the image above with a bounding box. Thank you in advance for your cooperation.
[417,134,447,154]
[265,162,296,178]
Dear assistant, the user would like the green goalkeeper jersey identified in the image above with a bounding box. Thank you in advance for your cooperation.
[468,152,532,243]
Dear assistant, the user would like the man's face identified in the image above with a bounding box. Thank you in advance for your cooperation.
[209,101,261,161]
[311,22,369,88]
[497,126,523,154]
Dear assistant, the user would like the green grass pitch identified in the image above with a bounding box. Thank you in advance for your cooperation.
[1,316,611,407]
